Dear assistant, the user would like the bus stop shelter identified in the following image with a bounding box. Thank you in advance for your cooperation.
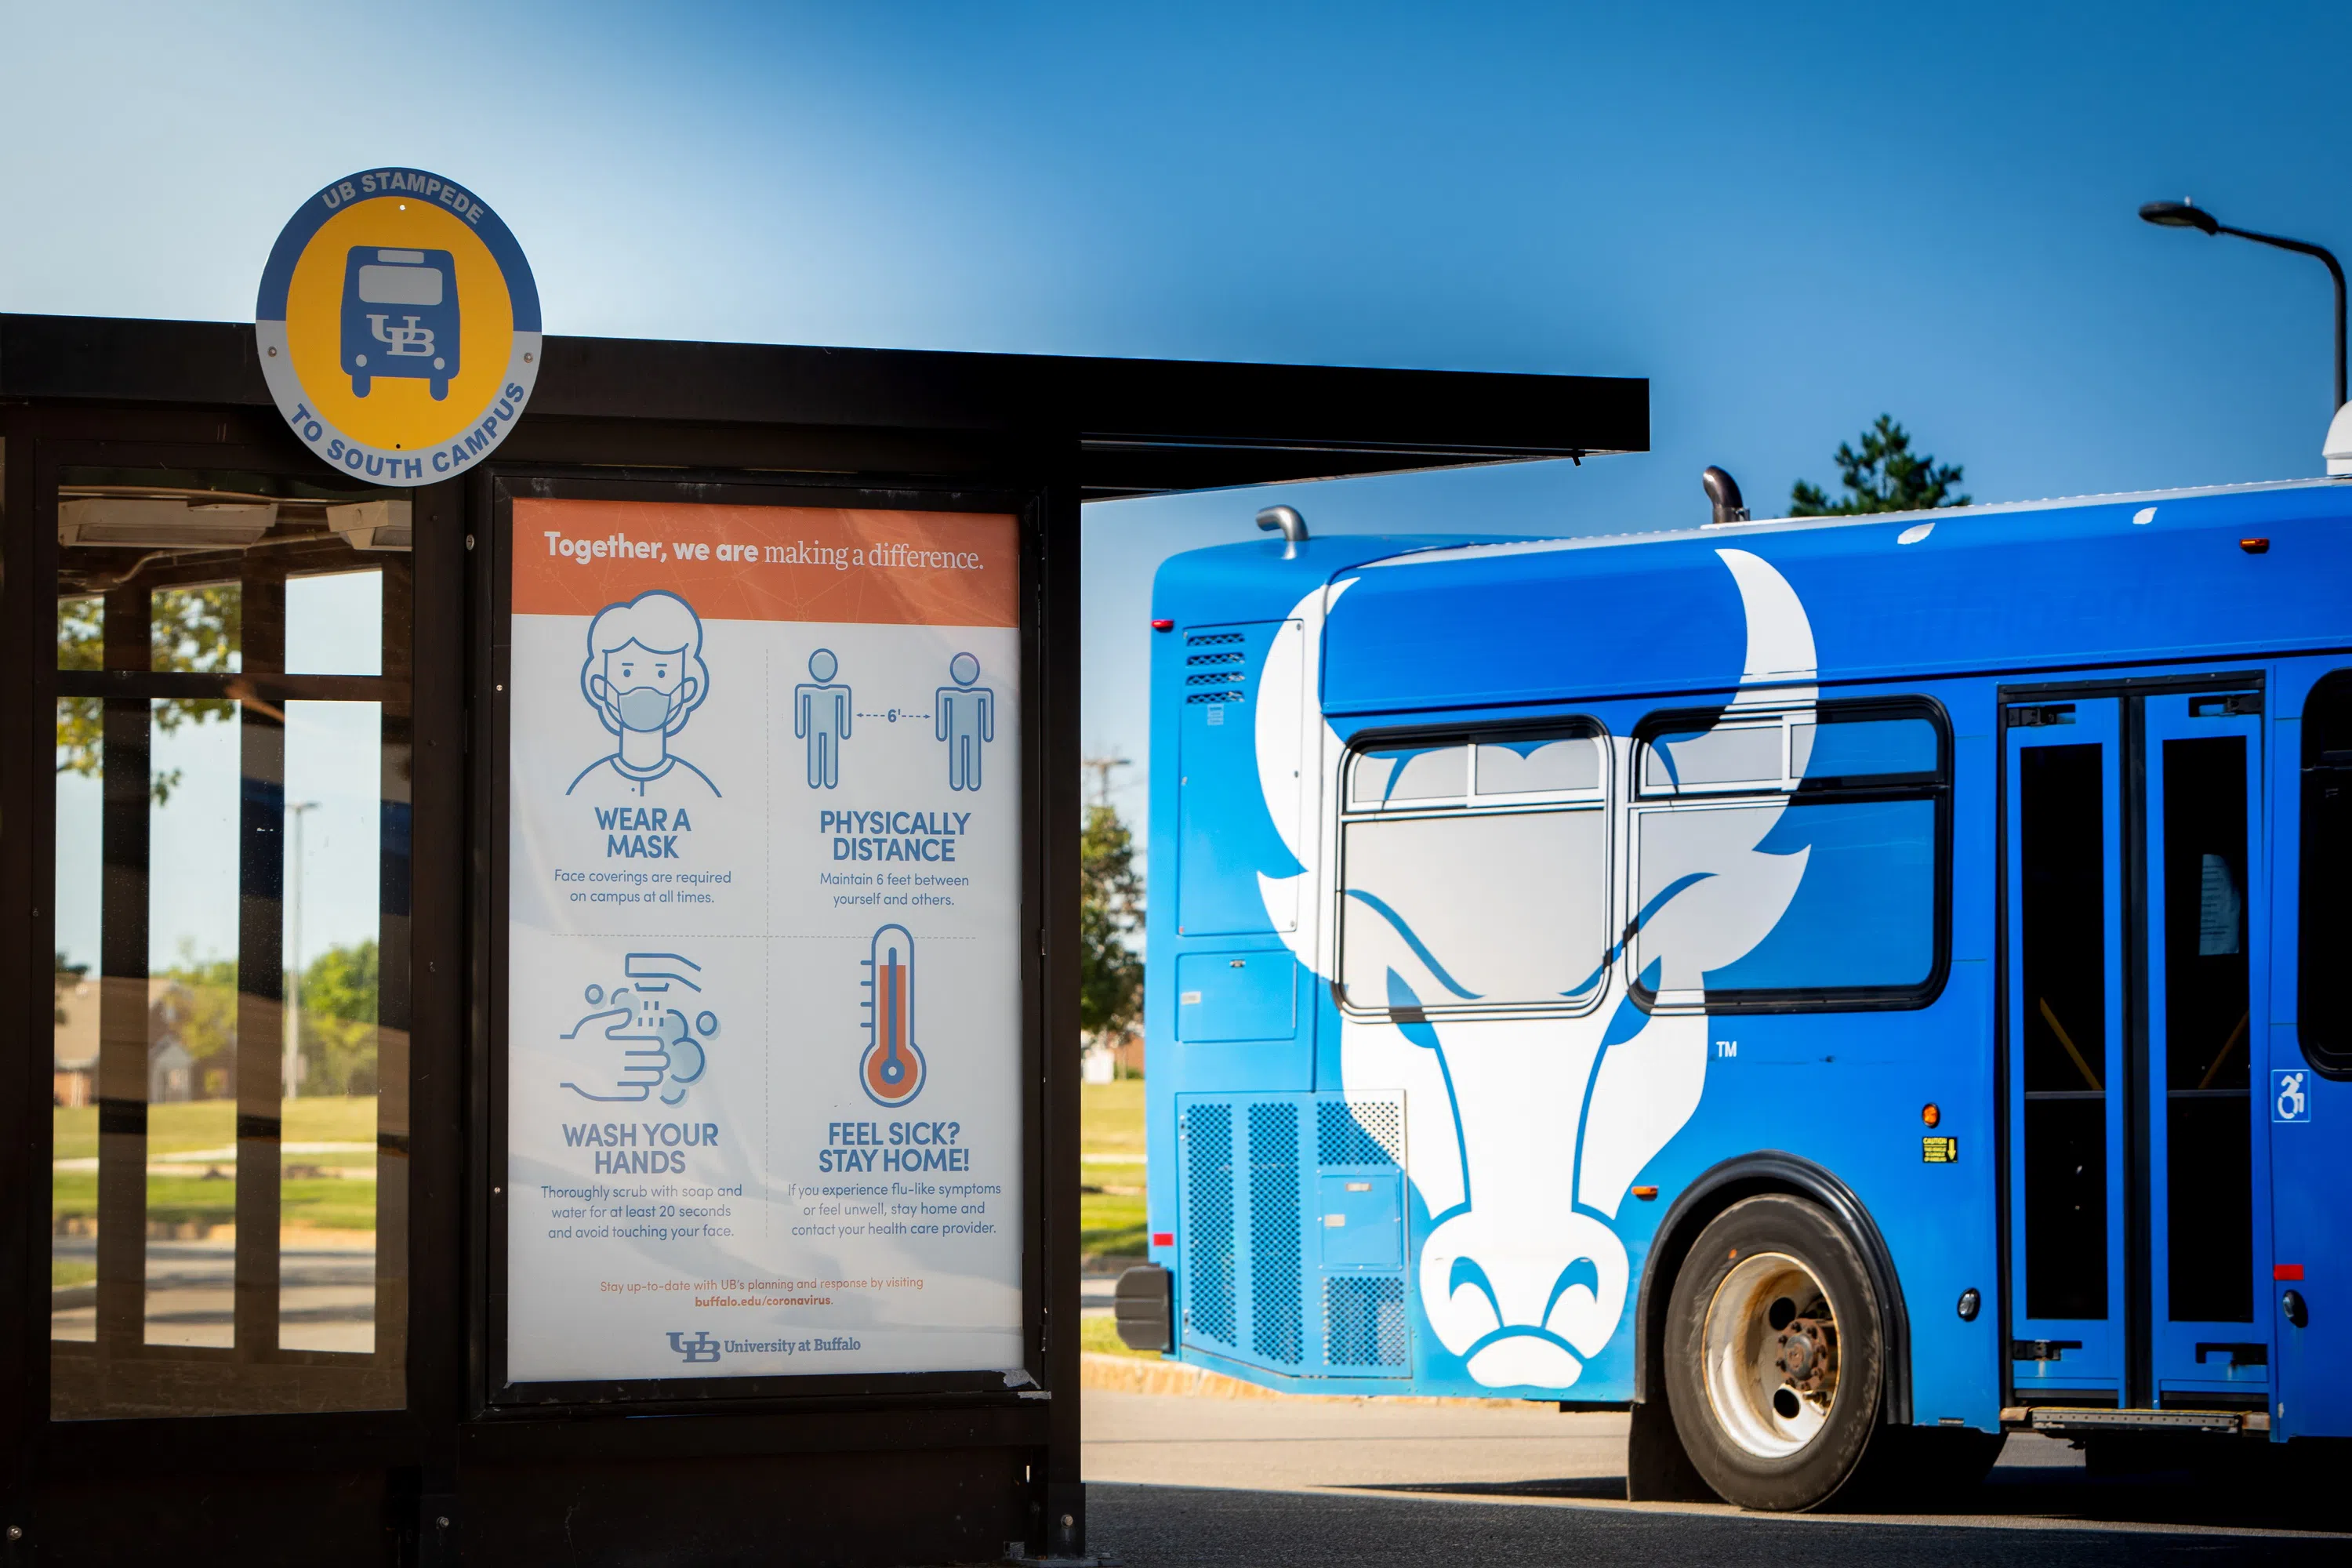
[0,310,1644,1566]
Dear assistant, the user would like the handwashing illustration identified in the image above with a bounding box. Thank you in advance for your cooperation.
[559,952,719,1106]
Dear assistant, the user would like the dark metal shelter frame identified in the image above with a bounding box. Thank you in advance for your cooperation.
[0,312,1643,1566]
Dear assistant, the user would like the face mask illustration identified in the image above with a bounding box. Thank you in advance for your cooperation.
[613,684,676,733]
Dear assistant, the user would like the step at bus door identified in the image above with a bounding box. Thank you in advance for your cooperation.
[2142,690,2270,1403]
[2004,698,2129,1398]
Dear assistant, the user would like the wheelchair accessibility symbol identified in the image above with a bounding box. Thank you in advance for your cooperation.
[2274,1069,2313,1123]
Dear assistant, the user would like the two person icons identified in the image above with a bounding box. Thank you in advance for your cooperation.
[794,647,994,792]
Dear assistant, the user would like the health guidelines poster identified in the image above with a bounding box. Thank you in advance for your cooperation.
[504,497,1024,1383]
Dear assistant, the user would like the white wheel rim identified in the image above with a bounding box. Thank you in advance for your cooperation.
[1700,1250,1840,1460]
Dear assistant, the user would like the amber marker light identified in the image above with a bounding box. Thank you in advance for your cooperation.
[1631,1186,1660,1201]
[2240,539,2270,554]
[1922,1103,1941,1128]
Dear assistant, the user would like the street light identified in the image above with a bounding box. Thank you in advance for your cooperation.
[2140,199,2347,416]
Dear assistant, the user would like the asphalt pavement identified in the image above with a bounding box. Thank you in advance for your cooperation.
[1079,1388,2348,1566]
[50,1232,379,1352]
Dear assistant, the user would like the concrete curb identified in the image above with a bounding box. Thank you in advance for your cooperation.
[1079,1352,1527,1407]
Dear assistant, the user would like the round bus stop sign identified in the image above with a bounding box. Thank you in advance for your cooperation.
[256,167,541,485]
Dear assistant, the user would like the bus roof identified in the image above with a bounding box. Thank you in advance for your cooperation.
[1155,477,2352,717]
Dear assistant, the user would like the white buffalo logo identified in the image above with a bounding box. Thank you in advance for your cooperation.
[1257,548,1817,1388]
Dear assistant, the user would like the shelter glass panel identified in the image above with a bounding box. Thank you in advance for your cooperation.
[49,472,412,1418]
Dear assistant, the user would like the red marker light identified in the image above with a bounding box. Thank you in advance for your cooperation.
[1152,1232,1174,1247]
[1151,619,1174,632]
[2276,1264,2305,1280]
[2240,538,2270,554]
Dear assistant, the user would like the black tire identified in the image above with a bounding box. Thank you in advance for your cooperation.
[1664,1193,1884,1511]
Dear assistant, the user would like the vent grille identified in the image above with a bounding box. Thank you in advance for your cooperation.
[1176,1091,1409,1381]
[1247,1103,1304,1365]
[1186,670,1247,687]
[1325,1276,1407,1368]
[1184,1103,1236,1346]
[1185,690,1245,705]
[1317,1100,1403,1167]
[1186,650,1246,666]
[1185,631,1245,647]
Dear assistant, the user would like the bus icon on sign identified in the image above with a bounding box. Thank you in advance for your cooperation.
[341,247,459,400]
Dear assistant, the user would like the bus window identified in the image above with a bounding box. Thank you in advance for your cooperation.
[1475,735,1599,796]
[2301,670,2352,1070]
[1338,728,1609,1012]
[1641,722,1783,793]
[1631,700,1948,1008]
[1350,742,1468,807]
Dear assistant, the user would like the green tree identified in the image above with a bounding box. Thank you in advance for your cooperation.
[56,586,241,804]
[54,951,89,1028]
[1789,415,1970,517]
[298,940,381,1097]
[143,941,382,1101]
[153,952,240,1101]
[1079,803,1144,1051]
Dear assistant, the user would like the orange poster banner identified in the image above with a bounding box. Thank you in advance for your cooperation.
[511,499,1018,627]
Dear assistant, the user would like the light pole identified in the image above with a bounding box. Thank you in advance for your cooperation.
[2140,199,2347,416]
[284,800,320,1101]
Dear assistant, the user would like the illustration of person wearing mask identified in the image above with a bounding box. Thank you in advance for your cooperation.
[566,590,721,798]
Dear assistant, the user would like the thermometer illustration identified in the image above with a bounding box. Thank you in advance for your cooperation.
[859,922,927,1106]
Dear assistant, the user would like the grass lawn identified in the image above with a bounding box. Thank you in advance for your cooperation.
[1080,1187,1146,1260]
[1080,1080,1148,1260]
[1080,1311,1159,1359]
[51,1171,377,1231]
[52,1258,96,1289]
[1081,1078,1144,1159]
[50,1098,384,1232]
[53,1096,379,1163]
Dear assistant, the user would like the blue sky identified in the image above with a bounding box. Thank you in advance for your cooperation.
[9,0,2349,857]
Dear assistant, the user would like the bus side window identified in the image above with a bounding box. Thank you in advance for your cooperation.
[1337,728,1610,1014]
[1629,701,1948,1009]
[2299,670,2352,1070]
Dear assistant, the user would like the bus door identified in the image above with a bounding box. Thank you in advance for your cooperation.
[2004,698,2129,1398]
[2141,689,2268,1401]
[2002,688,2271,1409]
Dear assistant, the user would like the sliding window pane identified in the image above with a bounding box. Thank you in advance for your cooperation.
[51,486,411,1418]
[279,700,383,1352]
[53,695,103,1342]
[286,569,383,676]
[144,695,243,1349]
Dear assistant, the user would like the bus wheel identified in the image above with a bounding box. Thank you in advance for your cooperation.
[1664,1193,1883,1511]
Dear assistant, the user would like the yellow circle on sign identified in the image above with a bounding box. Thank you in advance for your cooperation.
[283,195,514,452]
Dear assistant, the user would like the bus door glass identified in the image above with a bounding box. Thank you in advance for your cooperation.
[2143,689,2270,1399]
[2003,698,2126,1396]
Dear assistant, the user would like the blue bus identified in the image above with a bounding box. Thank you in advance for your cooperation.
[1123,475,2352,1508]
[341,245,459,400]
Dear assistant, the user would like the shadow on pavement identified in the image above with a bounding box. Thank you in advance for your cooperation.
[1088,1481,2345,1567]
[1347,1461,2347,1535]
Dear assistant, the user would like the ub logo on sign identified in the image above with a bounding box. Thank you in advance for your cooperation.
[666,1330,721,1364]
